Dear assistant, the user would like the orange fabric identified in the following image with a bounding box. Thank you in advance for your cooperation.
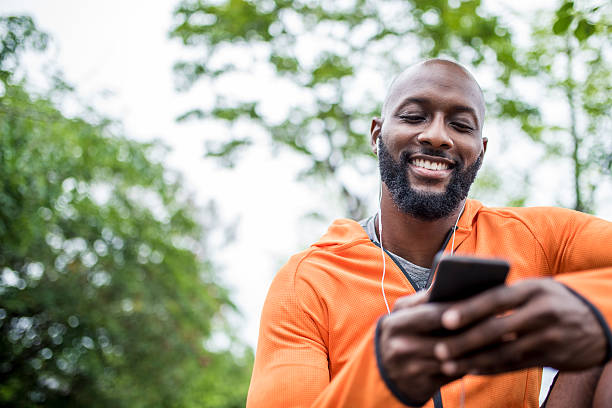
[247,199,612,407]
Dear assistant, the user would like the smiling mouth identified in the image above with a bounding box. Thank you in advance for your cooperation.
[410,158,452,171]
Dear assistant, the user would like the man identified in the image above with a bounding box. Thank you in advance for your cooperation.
[247,59,612,407]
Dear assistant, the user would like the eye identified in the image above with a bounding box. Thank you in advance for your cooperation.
[451,122,474,133]
[398,114,426,123]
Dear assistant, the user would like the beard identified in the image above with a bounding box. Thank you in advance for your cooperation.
[378,137,482,221]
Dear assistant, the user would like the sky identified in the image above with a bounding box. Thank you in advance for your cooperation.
[1,5,608,398]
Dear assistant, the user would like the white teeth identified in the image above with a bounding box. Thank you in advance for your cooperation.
[412,159,448,171]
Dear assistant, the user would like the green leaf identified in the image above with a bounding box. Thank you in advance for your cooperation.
[270,54,300,73]
[176,108,206,122]
[205,138,251,158]
[557,1,574,17]
[553,14,574,35]
[574,18,596,42]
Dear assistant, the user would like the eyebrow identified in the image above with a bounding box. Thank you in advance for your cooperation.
[394,97,481,128]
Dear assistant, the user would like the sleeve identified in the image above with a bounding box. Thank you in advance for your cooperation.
[246,253,413,408]
[534,209,612,360]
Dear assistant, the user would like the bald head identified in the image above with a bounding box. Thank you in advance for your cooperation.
[381,59,485,127]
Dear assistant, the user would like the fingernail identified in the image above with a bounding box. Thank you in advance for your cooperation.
[441,361,457,376]
[434,343,450,360]
[442,310,460,329]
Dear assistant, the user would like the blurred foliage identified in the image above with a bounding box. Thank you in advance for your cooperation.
[0,16,252,408]
[515,1,612,212]
[170,0,611,216]
[0,16,48,83]
[170,0,526,219]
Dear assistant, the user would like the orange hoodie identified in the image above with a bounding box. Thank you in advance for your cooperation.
[247,199,612,407]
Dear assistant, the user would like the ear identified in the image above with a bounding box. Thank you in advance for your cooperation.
[481,137,488,158]
[370,117,382,155]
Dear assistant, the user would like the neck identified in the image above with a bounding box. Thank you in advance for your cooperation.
[376,187,465,268]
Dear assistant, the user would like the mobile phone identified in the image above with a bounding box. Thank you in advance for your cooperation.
[427,253,510,303]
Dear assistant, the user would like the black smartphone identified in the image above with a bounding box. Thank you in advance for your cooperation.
[427,253,510,303]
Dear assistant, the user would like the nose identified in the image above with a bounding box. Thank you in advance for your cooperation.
[416,115,453,149]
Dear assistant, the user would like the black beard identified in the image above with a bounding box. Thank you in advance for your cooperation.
[378,137,482,221]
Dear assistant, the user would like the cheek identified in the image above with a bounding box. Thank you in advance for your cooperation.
[382,124,416,151]
[380,127,401,154]
[457,138,484,164]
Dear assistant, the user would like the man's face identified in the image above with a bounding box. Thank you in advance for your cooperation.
[378,136,482,220]
[373,61,487,220]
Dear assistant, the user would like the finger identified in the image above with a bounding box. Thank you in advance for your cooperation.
[439,332,547,376]
[440,280,543,330]
[393,290,429,311]
[385,303,448,334]
[435,307,543,360]
[382,333,439,365]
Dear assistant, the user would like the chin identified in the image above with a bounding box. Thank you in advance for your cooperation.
[411,183,448,195]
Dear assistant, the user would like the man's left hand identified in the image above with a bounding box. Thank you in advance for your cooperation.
[432,279,608,376]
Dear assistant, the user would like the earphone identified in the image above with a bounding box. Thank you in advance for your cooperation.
[376,137,465,316]
[376,138,392,315]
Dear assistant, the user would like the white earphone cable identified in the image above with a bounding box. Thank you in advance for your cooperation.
[378,182,391,315]
[450,200,466,255]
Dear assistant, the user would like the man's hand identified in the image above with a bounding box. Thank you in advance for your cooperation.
[378,291,460,405]
[431,279,607,376]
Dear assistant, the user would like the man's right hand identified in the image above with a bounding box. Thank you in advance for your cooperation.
[378,291,461,405]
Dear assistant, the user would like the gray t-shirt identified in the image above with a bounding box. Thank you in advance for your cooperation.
[359,216,431,290]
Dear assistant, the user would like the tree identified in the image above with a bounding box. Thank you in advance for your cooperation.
[514,1,611,212]
[169,0,611,217]
[0,16,251,408]
[169,0,525,219]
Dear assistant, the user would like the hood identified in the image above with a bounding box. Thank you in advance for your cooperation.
[312,199,483,249]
